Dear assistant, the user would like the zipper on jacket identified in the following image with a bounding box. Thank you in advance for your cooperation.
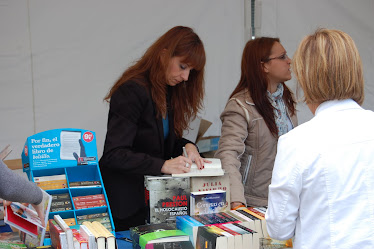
[242,154,253,185]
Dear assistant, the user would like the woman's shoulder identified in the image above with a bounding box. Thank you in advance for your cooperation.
[229,90,254,106]
[114,78,150,98]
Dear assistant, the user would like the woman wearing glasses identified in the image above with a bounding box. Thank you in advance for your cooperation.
[215,37,297,209]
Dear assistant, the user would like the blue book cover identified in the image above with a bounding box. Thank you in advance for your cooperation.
[190,190,227,216]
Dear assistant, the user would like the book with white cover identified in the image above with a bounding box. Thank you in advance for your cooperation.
[4,189,52,247]
[80,224,97,249]
[54,214,74,249]
[172,158,224,177]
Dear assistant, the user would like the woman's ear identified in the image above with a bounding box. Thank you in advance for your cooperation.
[262,61,269,73]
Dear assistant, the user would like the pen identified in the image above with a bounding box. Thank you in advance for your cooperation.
[182,146,189,167]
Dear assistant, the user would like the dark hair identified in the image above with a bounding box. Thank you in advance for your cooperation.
[105,26,206,137]
[230,37,296,136]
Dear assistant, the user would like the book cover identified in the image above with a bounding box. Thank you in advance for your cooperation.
[145,240,194,249]
[175,215,203,246]
[145,176,190,224]
[172,158,224,177]
[0,241,27,248]
[195,226,227,249]
[190,190,227,215]
[0,231,27,249]
[130,223,189,249]
[190,173,231,205]
[4,190,52,247]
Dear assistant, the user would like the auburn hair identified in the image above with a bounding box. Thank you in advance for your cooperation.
[230,37,296,137]
[104,26,206,137]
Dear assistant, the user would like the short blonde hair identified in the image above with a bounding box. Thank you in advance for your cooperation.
[293,28,364,105]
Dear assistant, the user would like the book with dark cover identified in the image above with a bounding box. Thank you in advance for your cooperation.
[190,190,227,215]
[130,223,189,249]
[145,240,194,249]
[195,226,227,249]
[144,175,190,224]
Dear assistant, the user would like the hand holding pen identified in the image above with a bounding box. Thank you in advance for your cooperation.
[182,143,211,170]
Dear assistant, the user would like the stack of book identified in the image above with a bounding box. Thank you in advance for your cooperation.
[72,194,107,210]
[0,231,27,248]
[130,223,191,249]
[82,220,115,249]
[34,174,67,190]
[50,193,73,213]
[176,212,259,248]
[76,212,112,231]
[227,206,268,238]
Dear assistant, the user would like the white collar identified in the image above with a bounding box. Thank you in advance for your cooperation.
[315,99,361,116]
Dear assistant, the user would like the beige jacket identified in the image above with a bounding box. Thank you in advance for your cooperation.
[215,90,297,206]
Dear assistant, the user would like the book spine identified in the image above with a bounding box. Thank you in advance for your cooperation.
[76,212,109,221]
[69,180,101,187]
[72,194,105,202]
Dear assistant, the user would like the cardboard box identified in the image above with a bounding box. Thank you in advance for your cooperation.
[195,119,220,153]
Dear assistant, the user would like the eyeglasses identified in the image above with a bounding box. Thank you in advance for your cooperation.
[267,53,289,61]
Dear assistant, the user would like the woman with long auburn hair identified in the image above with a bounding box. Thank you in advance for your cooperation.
[99,26,209,230]
[215,37,297,209]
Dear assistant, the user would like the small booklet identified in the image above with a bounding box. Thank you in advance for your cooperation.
[4,190,52,247]
[172,158,225,177]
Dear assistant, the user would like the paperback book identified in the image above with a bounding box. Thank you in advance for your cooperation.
[190,190,227,215]
[130,223,189,249]
[190,173,231,205]
[4,190,52,247]
[145,175,190,224]
[172,158,224,177]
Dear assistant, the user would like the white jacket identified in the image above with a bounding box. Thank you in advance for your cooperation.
[266,99,374,249]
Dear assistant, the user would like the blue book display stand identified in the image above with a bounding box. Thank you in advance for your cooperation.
[21,128,115,245]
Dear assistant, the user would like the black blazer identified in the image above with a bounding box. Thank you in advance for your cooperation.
[99,79,191,220]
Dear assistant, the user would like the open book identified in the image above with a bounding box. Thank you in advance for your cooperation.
[4,189,52,247]
[172,158,224,177]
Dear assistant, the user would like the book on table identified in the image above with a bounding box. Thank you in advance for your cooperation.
[190,173,231,205]
[190,190,227,215]
[53,215,74,249]
[172,158,224,177]
[79,224,97,249]
[82,220,115,249]
[130,223,189,249]
[144,175,190,224]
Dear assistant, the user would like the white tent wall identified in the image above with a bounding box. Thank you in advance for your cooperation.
[259,0,374,124]
[0,0,244,160]
[2,0,373,161]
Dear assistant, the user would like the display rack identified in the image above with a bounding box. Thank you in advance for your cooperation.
[21,128,115,245]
